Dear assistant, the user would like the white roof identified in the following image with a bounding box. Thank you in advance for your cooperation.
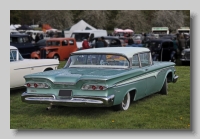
[72,47,150,58]
[10,46,17,50]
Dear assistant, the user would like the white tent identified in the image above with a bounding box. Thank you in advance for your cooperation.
[64,20,96,37]
[10,25,16,30]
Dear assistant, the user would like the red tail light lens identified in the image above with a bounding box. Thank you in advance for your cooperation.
[26,83,31,87]
[99,86,103,90]
[92,85,96,90]
[34,83,38,88]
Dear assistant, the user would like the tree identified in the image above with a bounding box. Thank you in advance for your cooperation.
[38,10,74,30]
[152,10,186,32]
[114,10,148,33]
[76,10,110,29]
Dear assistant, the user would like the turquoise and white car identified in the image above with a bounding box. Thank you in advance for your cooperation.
[21,47,178,111]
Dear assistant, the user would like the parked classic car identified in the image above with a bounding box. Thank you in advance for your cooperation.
[180,48,190,65]
[90,36,122,47]
[10,34,37,58]
[21,47,178,111]
[145,39,177,62]
[10,46,59,89]
[31,38,78,61]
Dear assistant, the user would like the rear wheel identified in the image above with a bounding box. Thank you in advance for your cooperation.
[159,78,168,95]
[113,92,131,111]
[43,68,53,72]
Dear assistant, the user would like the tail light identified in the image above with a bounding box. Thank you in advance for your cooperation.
[81,84,107,91]
[24,82,50,88]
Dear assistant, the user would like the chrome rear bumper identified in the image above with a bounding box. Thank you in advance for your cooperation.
[21,92,115,107]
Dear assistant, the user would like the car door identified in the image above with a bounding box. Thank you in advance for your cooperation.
[161,41,171,61]
[61,39,74,60]
[10,49,31,88]
[138,52,158,96]
[130,54,149,99]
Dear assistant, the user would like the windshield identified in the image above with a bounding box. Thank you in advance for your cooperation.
[64,54,129,68]
[71,33,90,42]
[152,31,168,34]
[46,41,60,46]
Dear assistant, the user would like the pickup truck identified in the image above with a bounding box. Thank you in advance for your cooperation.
[31,38,78,61]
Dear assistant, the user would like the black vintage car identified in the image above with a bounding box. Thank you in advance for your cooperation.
[10,34,38,58]
[144,39,177,62]
[159,34,177,40]
[90,36,122,47]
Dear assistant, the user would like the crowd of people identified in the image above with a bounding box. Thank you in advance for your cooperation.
[28,31,63,43]
[82,36,108,49]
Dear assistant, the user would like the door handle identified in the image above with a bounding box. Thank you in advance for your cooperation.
[145,69,148,71]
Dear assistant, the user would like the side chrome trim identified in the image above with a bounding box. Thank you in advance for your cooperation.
[14,64,59,70]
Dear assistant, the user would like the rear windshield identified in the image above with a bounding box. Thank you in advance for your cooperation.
[65,54,129,69]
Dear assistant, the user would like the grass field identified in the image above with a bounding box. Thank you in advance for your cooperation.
[10,61,190,129]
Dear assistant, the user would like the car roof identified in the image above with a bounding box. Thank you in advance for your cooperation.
[10,45,17,50]
[72,47,150,58]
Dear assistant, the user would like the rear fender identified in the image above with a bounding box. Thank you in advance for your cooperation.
[47,52,58,58]
[31,52,40,59]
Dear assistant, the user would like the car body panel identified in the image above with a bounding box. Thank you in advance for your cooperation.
[31,38,78,61]
[10,46,59,89]
[10,34,36,58]
[21,47,178,110]
[180,48,190,62]
[145,39,177,62]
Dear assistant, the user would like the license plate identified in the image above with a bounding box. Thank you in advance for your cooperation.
[58,90,72,96]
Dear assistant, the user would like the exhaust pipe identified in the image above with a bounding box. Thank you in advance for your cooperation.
[46,106,52,110]
[46,103,54,110]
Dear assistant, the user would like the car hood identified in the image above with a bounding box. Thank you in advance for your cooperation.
[24,68,130,84]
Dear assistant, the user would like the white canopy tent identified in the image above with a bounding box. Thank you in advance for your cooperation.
[64,20,96,37]
[10,25,16,30]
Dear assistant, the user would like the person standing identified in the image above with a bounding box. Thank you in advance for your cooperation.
[35,33,40,43]
[82,36,90,49]
[172,37,179,57]
[178,35,186,52]
[40,33,44,40]
[128,36,134,45]
[101,37,108,47]
[131,40,143,47]
[95,37,104,48]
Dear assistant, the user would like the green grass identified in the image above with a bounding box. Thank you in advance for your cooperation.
[10,61,190,129]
